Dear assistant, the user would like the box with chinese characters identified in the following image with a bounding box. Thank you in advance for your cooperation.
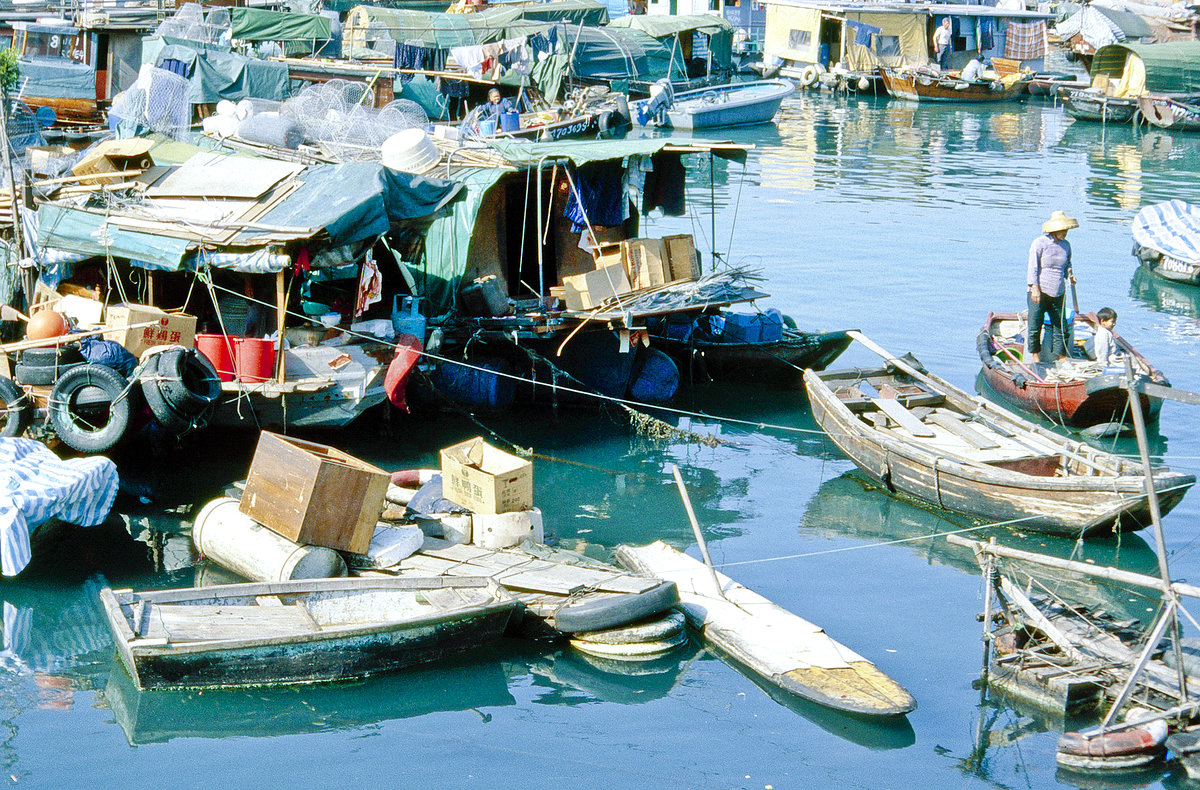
[103,303,198,358]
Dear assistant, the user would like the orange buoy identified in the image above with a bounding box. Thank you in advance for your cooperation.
[26,310,68,345]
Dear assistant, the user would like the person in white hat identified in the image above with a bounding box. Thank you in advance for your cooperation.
[1026,210,1078,364]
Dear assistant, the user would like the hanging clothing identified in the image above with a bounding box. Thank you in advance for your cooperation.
[845,21,881,48]
[437,77,471,98]
[1004,21,1046,59]
[450,44,487,76]
[563,162,627,232]
[394,43,430,83]
[642,152,686,217]
[979,17,995,52]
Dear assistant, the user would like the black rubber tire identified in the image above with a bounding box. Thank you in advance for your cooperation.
[15,360,84,386]
[552,580,680,633]
[48,363,133,453]
[0,376,31,438]
[138,353,192,433]
[148,347,221,418]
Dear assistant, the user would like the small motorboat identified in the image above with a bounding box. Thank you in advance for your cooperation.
[100,576,518,690]
[976,311,1167,427]
[878,67,1031,102]
[804,332,1194,538]
[638,79,795,130]
[1132,199,1200,286]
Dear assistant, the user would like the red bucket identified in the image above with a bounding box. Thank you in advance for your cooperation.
[194,333,236,382]
[233,337,276,383]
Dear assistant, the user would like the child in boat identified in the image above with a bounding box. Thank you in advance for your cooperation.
[1092,307,1124,367]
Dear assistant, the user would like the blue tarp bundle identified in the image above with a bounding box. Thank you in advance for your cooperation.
[0,439,119,576]
[1133,199,1200,264]
[156,42,290,103]
[18,59,95,100]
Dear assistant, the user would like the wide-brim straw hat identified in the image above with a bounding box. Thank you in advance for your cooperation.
[1043,210,1079,234]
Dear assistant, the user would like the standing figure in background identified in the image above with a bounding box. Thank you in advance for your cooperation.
[1026,210,1078,365]
[933,19,953,70]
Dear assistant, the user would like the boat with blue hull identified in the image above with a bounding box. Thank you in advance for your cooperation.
[647,80,795,130]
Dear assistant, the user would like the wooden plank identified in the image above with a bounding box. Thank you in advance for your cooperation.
[421,587,472,610]
[256,595,284,607]
[1135,381,1200,406]
[872,398,935,437]
[151,604,316,642]
[928,411,1001,449]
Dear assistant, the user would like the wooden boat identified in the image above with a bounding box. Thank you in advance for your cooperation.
[657,79,795,130]
[1136,95,1200,131]
[976,311,1167,427]
[1057,88,1139,123]
[803,333,1194,537]
[391,541,680,634]
[100,576,517,690]
[1132,199,1200,286]
[653,328,851,388]
[878,67,1030,102]
[1027,74,1089,97]
[615,541,916,717]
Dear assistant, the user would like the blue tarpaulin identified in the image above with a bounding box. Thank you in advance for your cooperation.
[1133,199,1200,264]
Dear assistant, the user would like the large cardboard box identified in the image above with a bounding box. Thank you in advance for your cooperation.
[71,138,154,178]
[663,234,701,283]
[562,263,631,311]
[104,303,197,357]
[623,238,669,291]
[440,437,533,515]
[240,431,389,555]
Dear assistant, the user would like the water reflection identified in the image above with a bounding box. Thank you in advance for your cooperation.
[516,639,699,706]
[1131,266,1200,323]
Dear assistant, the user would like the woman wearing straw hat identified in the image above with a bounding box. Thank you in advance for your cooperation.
[1026,210,1078,364]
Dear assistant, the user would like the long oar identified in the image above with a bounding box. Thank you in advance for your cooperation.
[671,463,725,600]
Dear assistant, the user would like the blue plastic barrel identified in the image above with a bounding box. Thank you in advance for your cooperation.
[630,348,680,404]
[500,109,520,133]
[434,359,515,410]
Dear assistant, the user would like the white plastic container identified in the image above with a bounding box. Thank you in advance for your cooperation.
[472,508,543,550]
[192,497,347,582]
[381,129,440,174]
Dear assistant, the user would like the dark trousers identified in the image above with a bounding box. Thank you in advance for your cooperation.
[1027,291,1067,358]
[937,47,950,69]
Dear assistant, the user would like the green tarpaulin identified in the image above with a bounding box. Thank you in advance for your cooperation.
[487,138,747,166]
[560,25,690,84]
[229,8,332,41]
[421,168,507,313]
[607,14,733,71]
[345,0,607,49]
[157,42,290,103]
[1092,42,1200,94]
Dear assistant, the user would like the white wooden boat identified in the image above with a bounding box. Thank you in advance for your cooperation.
[656,80,795,130]
[615,541,916,717]
[100,576,517,690]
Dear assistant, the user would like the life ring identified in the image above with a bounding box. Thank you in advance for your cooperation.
[146,347,221,418]
[0,376,31,438]
[48,363,133,453]
[800,65,819,88]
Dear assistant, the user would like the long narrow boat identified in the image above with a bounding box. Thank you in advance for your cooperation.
[615,541,916,717]
[976,311,1167,427]
[100,576,517,690]
[653,328,852,388]
[803,333,1194,537]
[656,79,796,129]
[1057,88,1139,123]
[878,68,1030,102]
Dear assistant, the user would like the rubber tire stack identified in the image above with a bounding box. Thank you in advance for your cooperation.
[14,346,85,386]
[48,363,134,453]
[139,347,222,433]
[569,610,689,660]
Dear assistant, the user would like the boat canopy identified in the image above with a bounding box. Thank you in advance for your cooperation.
[608,14,734,72]
[1091,42,1200,95]
[229,8,333,42]
[32,142,463,273]
[564,25,690,83]
[1132,200,1200,265]
[149,40,291,104]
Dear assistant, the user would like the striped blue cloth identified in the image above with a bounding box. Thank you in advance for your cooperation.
[1133,199,1200,265]
[0,439,119,577]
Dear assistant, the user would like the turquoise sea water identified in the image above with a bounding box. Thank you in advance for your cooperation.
[8,94,1200,788]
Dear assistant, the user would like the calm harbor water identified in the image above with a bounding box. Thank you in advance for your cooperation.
[8,94,1200,789]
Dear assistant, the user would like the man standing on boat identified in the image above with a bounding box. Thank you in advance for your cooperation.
[1026,210,1078,365]
[933,19,953,70]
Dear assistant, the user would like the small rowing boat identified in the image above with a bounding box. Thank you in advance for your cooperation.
[1057,87,1139,122]
[100,576,517,690]
[976,311,1167,427]
[878,67,1030,102]
[615,541,916,717]
[804,332,1194,537]
[642,79,795,130]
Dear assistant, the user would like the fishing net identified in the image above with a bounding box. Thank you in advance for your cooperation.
[278,82,429,160]
[109,67,192,140]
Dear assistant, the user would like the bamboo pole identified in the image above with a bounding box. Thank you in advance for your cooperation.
[671,463,725,600]
[275,269,286,383]
[0,320,160,354]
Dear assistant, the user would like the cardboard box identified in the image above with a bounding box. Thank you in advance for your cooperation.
[663,234,701,282]
[562,263,631,311]
[240,431,389,555]
[71,138,154,178]
[104,303,197,358]
[440,436,533,515]
[592,242,624,271]
[623,238,669,291]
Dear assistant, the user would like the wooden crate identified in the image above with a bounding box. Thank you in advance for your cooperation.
[239,432,389,555]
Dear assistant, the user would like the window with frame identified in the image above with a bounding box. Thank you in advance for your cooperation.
[788,29,811,49]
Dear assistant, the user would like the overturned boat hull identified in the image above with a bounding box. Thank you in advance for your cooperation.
[654,329,852,387]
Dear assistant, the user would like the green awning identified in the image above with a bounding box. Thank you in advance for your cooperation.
[36,204,192,271]
[487,138,748,166]
[421,168,508,314]
[1092,42,1200,94]
[607,14,733,38]
[229,8,332,41]
[561,25,690,84]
